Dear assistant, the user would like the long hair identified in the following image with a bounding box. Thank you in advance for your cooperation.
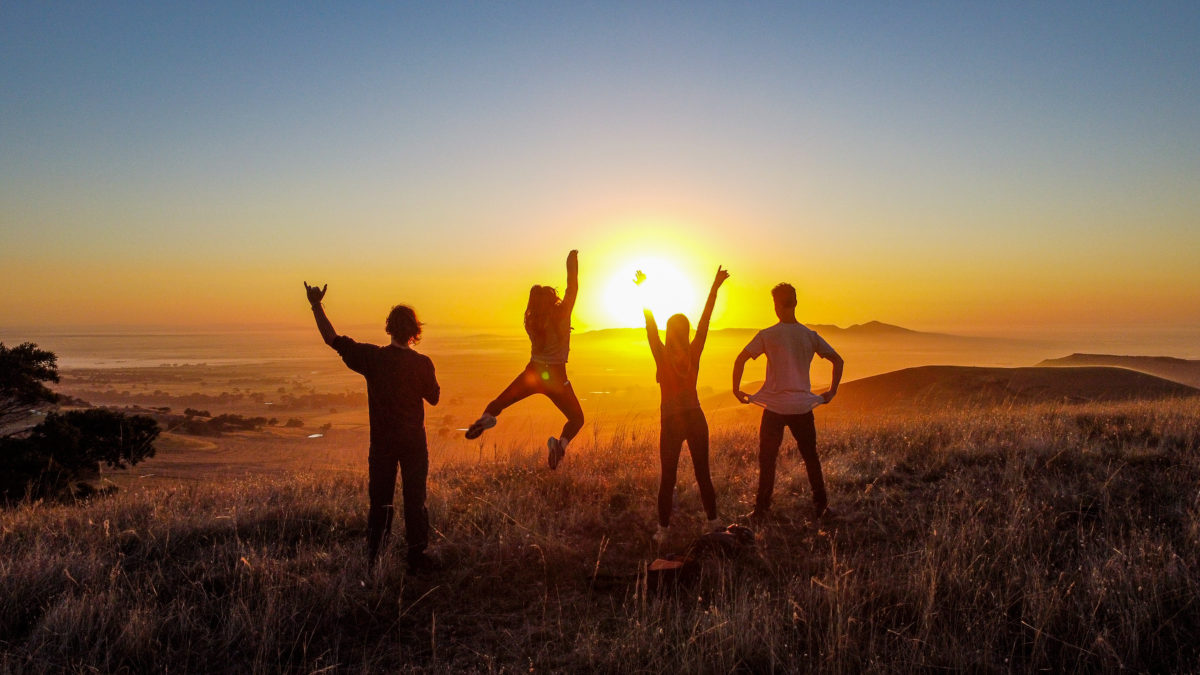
[524,285,560,340]
[664,313,691,377]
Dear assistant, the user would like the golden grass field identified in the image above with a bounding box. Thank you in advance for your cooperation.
[4,394,1200,673]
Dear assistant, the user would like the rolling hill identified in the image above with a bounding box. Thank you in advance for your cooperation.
[1037,353,1200,388]
[829,365,1198,413]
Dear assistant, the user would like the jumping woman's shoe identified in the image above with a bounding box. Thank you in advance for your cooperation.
[547,436,566,469]
[465,413,497,440]
[652,524,670,546]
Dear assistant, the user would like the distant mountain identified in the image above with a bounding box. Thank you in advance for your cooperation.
[1037,354,1200,388]
[581,321,960,340]
[830,365,1198,413]
[809,321,921,336]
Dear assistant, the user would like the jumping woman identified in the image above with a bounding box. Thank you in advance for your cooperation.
[466,249,584,469]
[637,265,730,544]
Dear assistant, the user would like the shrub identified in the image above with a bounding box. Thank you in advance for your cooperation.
[0,408,159,503]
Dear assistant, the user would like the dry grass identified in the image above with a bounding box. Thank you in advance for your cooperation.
[3,397,1200,673]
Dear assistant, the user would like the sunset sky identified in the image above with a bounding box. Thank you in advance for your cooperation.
[2,3,1198,336]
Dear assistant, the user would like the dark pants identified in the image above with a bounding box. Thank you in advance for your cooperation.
[367,438,429,563]
[485,361,585,441]
[659,407,717,527]
[757,409,826,513]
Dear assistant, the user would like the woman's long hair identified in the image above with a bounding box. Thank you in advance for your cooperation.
[524,285,561,340]
[663,313,692,378]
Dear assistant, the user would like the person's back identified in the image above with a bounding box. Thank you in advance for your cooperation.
[651,323,703,413]
[654,354,702,412]
[528,304,572,365]
[743,322,831,415]
[334,338,438,446]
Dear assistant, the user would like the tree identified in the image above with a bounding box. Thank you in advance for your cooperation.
[0,342,160,504]
[0,342,59,432]
[1,409,160,502]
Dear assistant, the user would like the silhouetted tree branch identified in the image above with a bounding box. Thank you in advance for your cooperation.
[0,342,59,434]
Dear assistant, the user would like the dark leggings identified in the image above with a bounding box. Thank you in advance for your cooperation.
[367,441,429,562]
[484,361,585,441]
[756,410,826,512]
[658,407,717,527]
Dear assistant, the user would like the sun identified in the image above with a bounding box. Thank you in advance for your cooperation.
[602,256,700,328]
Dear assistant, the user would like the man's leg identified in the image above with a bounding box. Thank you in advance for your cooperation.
[366,450,399,566]
[787,412,827,516]
[398,442,430,564]
[756,409,787,514]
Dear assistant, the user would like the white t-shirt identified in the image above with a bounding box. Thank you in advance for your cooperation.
[742,322,838,415]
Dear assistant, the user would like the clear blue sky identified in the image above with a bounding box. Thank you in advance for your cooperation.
[2,2,1198,332]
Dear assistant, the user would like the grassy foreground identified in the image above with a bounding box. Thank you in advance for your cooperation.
[3,398,1200,673]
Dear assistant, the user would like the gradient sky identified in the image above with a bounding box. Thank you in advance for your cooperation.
[2,2,1198,335]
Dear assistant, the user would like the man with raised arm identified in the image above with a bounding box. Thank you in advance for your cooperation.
[732,283,844,522]
[305,282,440,571]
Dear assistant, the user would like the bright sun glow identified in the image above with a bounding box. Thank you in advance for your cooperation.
[603,256,700,327]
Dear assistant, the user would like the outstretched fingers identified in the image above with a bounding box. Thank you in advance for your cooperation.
[303,281,328,304]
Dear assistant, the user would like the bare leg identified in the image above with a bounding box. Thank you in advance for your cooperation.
[543,365,585,442]
[484,364,541,418]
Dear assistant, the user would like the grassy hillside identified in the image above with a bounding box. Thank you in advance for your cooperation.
[4,397,1200,672]
[1039,353,1200,388]
[828,365,1198,413]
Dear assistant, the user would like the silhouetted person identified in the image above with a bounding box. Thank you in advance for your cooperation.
[466,250,584,469]
[304,282,440,571]
[732,283,843,521]
[639,266,729,545]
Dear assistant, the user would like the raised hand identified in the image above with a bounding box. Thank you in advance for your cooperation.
[566,249,579,277]
[633,270,647,286]
[304,282,327,306]
[713,265,730,287]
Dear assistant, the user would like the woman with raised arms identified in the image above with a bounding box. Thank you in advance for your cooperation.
[465,250,584,469]
[637,265,730,545]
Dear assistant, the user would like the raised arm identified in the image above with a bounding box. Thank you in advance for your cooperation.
[634,270,663,357]
[692,265,730,358]
[644,307,664,358]
[304,282,337,346]
[560,249,579,315]
[732,350,752,403]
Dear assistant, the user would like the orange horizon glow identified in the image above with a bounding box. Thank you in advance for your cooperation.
[2,212,1200,339]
